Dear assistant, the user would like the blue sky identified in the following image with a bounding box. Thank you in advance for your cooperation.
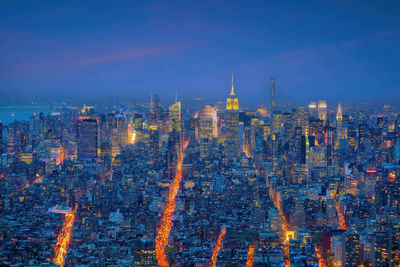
[0,0,399,106]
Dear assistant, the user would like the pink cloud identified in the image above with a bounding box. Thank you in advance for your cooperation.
[0,41,200,76]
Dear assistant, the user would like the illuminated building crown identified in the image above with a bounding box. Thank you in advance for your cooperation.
[226,74,239,110]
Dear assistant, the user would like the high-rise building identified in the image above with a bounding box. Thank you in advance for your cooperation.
[359,123,367,149]
[375,231,389,266]
[335,103,345,150]
[293,107,309,134]
[309,118,324,145]
[272,111,282,134]
[149,125,159,159]
[225,75,239,155]
[199,105,218,138]
[188,118,199,143]
[270,77,276,112]
[345,233,360,266]
[325,124,333,166]
[199,118,213,157]
[308,101,317,119]
[134,114,144,131]
[169,101,182,133]
[318,100,327,122]
[77,117,99,160]
[391,221,400,266]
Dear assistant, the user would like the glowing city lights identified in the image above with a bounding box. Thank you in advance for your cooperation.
[315,245,327,267]
[245,243,256,267]
[336,201,347,230]
[209,226,226,267]
[53,206,77,267]
[155,140,188,267]
[130,131,136,144]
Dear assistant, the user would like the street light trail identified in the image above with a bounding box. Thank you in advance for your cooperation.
[315,245,327,267]
[209,227,226,267]
[335,201,347,230]
[245,243,256,267]
[53,206,77,267]
[155,140,188,267]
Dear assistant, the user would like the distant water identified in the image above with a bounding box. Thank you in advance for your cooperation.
[0,107,55,125]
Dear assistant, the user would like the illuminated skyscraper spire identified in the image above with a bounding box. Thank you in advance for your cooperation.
[230,74,235,96]
[335,102,345,149]
[226,75,239,110]
[336,102,343,121]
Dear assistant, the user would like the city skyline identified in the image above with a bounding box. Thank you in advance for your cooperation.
[1,0,400,103]
[1,2,400,267]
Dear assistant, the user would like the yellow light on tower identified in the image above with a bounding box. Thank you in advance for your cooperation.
[286,231,295,242]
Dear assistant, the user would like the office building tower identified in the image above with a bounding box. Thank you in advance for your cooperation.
[299,135,307,165]
[332,235,344,267]
[347,125,357,151]
[100,142,112,158]
[225,75,239,154]
[149,126,159,158]
[335,103,345,150]
[293,107,309,134]
[370,128,382,150]
[359,123,367,149]
[325,124,333,166]
[270,77,276,112]
[189,118,199,143]
[199,118,213,157]
[318,100,327,122]
[391,221,400,266]
[134,114,144,131]
[374,232,389,266]
[77,117,99,160]
[116,114,128,148]
[169,101,182,133]
[199,105,218,138]
[308,145,326,169]
[308,101,317,119]
[309,118,324,145]
[272,111,282,134]
[345,233,360,267]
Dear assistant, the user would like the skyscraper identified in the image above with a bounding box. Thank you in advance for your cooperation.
[345,233,360,266]
[77,117,99,160]
[149,125,159,159]
[169,101,182,133]
[225,75,240,155]
[270,77,276,112]
[318,100,327,123]
[308,101,317,119]
[200,105,218,138]
[199,118,213,157]
[335,103,345,150]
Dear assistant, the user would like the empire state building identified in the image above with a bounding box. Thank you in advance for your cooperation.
[225,75,239,155]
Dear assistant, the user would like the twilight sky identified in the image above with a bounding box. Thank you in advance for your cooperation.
[0,0,399,106]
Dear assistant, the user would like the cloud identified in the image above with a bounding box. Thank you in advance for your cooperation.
[0,40,200,76]
[75,43,197,67]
